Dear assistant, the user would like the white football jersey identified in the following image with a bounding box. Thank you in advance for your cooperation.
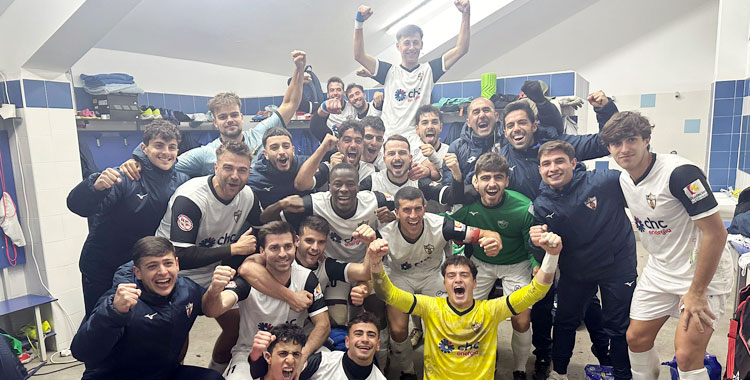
[327,101,382,130]
[230,261,327,358]
[301,351,387,380]
[156,176,261,287]
[619,153,733,294]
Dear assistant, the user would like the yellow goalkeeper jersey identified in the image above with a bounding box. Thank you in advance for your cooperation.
[372,270,549,380]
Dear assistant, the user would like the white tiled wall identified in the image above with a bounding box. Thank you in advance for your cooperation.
[2,99,86,350]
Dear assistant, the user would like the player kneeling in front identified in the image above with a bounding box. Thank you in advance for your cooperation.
[367,234,562,380]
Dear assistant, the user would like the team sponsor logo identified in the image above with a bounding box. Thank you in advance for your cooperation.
[424,244,435,255]
[225,280,237,289]
[467,156,477,164]
[258,322,273,332]
[144,312,157,320]
[136,193,148,200]
[585,196,598,210]
[497,220,509,229]
[646,193,656,209]
[634,216,671,235]
[454,221,467,232]
[683,179,708,204]
[313,284,324,301]
[233,210,241,223]
[394,88,422,102]
[186,302,194,318]
[329,231,363,248]
[469,211,478,216]
[400,262,413,271]
[438,338,480,356]
[471,322,483,333]
[200,237,216,248]
[177,214,193,232]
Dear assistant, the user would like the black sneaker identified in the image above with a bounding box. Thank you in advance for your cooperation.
[533,359,550,380]
[514,370,528,380]
[399,372,417,380]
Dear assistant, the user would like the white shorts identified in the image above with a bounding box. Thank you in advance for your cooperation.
[630,274,728,331]
[390,271,447,298]
[470,257,532,301]
[224,353,250,380]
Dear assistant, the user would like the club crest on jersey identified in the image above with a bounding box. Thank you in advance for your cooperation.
[585,196,598,210]
[186,302,194,318]
[646,193,656,209]
[497,220,508,229]
[471,322,483,332]
[233,210,241,223]
[454,221,467,232]
[417,72,424,82]
[313,284,324,301]
[177,214,193,232]
[424,244,435,255]
[683,179,708,204]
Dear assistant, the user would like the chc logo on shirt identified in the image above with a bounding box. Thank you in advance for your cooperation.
[394,88,421,102]
[199,233,239,248]
[634,217,671,235]
[438,338,479,357]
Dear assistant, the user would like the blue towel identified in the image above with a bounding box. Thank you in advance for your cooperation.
[84,83,143,95]
[80,73,135,88]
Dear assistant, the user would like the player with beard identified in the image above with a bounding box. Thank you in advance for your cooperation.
[361,115,386,171]
[240,215,376,331]
[119,51,306,181]
[369,235,560,380]
[248,127,313,208]
[72,237,228,380]
[203,221,330,380]
[155,141,263,372]
[378,186,502,379]
[446,152,540,380]
[312,81,383,134]
[250,313,387,380]
[359,135,449,205]
[295,120,374,190]
[600,112,733,380]
[414,105,449,167]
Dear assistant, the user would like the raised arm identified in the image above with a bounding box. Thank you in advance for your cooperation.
[237,258,313,313]
[202,266,240,318]
[442,0,471,70]
[276,51,307,125]
[353,5,378,74]
[67,169,123,217]
[294,133,337,191]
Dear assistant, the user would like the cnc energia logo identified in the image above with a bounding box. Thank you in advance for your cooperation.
[438,338,479,356]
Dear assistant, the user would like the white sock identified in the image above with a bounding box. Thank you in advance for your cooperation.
[511,329,532,372]
[208,358,228,374]
[629,348,660,380]
[678,367,709,380]
[391,336,416,374]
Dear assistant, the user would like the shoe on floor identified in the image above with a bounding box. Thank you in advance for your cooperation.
[547,370,568,380]
[409,327,423,347]
[591,344,612,367]
[533,358,550,380]
[513,370,528,380]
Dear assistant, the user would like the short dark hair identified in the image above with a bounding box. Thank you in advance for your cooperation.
[414,104,443,125]
[300,215,329,237]
[600,111,654,146]
[474,152,510,176]
[143,120,181,146]
[396,24,423,41]
[361,116,385,133]
[345,83,364,97]
[347,311,381,336]
[327,77,344,93]
[504,100,536,124]
[267,323,307,354]
[441,255,477,280]
[132,236,174,266]
[330,162,358,182]
[337,119,365,139]
[262,126,292,148]
[394,186,425,208]
[216,140,253,162]
[383,134,410,152]
[538,140,576,161]
[258,221,296,249]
